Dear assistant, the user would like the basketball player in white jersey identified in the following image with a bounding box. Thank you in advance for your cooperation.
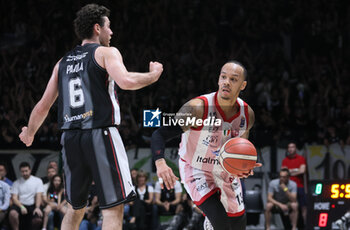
[151,61,261,230]
[19,4,163,230]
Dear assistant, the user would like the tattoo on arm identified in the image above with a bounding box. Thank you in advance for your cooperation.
[175,99,204,132]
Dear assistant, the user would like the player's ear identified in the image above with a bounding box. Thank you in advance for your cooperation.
[240,81,247,90]
[94,23,100,35]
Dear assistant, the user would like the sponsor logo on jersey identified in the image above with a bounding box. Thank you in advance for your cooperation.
[64,110,93,122]
[196,156,220,165]
[190,178,201,183]
[196,182,208,192]
[66,52,88,61]
[202,139,209,147]
[208,126,220,133]
[231,178,240,190]
[211,149,220,156]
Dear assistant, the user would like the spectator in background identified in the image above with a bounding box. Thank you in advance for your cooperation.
[173,193,203,230]
[265,168,298,230]
[0,162,13,186]
[154,180,182,216]
[324,124,344,146]
[42,174,66,230]
[9,162,44,230]
[0,0,349,152]
[79,181,101,230]
[281,142,307,226]
[0,180,11,226]
[133,170,155,230]
[47,161,58,174]
[42,165,57,194]
[130,169,138,186]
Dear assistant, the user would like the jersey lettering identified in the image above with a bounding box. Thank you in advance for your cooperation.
[66,62,84,74]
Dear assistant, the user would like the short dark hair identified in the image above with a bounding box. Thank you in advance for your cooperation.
[280,168,290,176]
[19,162,31,169]
[225,60,248,80]
[74,4,110,40]
[0,162,8,171]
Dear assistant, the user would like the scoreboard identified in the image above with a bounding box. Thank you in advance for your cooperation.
[308,180,350,229]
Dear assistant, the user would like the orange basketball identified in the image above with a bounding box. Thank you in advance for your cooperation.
[219,138,257,175]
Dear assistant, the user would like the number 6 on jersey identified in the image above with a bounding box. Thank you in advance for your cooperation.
[69,78,85,108]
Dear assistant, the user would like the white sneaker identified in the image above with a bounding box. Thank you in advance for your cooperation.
[203,216,214,230]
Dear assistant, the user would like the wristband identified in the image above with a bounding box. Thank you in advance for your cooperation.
[20,205,25,209]
[283,187,288,192]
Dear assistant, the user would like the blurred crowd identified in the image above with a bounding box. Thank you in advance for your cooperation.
[1,0,350,150]
[0,161,204,230]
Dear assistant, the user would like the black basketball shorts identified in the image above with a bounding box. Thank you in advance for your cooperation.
[61,127,136,210]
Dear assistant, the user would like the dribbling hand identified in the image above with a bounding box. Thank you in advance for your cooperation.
[155,158,178,190]
[19,127,34,147]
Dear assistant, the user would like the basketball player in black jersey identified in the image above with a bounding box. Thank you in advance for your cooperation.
[19,4,163,230]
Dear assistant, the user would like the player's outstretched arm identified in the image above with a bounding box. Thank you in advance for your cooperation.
[97,47,163,90]
[19,62,59,147]
[151,99,204,190]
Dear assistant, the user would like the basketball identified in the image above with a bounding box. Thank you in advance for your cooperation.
[219,138,257,175]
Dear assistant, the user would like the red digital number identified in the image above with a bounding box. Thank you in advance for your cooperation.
[318,213,328,227]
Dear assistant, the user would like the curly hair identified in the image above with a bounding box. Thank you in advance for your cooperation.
[74,4,110,40]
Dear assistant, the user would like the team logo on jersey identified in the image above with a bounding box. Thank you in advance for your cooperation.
[143,108,161,127]
[239,117,245,128]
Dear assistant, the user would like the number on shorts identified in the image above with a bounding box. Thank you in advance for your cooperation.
[69,78,85,108]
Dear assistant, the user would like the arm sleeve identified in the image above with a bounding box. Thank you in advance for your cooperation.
[268,180,274,194]
[174,181,183,193]
[290,181,297,193]
[36,178,45,193]
[151,124,183,161]
[10,181,18,195]
[154,182,161,193]
[148,185,154,193]
[0,183,10,210]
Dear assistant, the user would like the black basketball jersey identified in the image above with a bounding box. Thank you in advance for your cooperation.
[57,43,120,130]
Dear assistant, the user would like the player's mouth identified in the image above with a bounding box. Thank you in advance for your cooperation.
[222,88,230,93]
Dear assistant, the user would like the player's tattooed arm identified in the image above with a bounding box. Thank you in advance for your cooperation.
[175,98,204,132]
[241,105,255,139]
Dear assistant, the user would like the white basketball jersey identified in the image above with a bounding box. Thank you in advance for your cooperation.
[178,92,250,172]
